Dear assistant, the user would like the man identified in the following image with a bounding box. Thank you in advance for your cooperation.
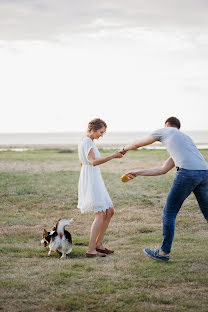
[122,117,208,262]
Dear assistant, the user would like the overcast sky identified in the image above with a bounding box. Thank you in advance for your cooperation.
[0,0,208,132]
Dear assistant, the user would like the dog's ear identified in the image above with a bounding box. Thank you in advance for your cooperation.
[43,229,48,235]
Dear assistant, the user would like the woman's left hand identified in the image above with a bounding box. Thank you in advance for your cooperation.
[118,148,127,155]
[113,151,124,159]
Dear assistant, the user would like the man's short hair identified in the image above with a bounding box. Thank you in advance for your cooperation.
[165,117,181,129]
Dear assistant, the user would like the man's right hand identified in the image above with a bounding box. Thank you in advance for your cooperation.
[126,171,137,179]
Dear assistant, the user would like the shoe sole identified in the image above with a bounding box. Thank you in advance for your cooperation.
[143,249,169,262]
[96,248,114,254]
[85,253,106,258]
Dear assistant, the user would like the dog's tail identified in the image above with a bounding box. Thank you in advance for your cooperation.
[56,219,73,237]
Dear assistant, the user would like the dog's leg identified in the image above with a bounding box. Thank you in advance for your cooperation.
[66,247,72,255]
[48,249,52,256]
[60,252,66,260]
[56,250,62,256]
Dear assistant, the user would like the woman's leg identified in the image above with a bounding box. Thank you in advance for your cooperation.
[87,211,105,254]
[96,207,114,249]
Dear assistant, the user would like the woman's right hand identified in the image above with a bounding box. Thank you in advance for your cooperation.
[113,151,123,159]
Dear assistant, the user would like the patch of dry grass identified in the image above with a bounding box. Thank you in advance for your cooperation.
[0,149,208,311]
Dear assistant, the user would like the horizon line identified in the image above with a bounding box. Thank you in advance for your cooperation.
[0,129,208,135]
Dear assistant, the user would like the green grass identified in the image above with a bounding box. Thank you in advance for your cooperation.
[0,148,78,163]
[0,149,208,312]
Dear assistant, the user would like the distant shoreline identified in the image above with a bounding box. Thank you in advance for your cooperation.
[0,144,208,151]
[0,131,208,150]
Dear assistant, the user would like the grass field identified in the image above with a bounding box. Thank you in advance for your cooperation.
[0,148,208,312]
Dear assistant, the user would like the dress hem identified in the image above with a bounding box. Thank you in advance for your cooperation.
[77,204,113,214]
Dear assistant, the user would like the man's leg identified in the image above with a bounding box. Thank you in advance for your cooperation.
[193,172,208,222]
[161,170,201,254]
[144,170,206,261]
[161,191,190,255]
[144,171,196,261]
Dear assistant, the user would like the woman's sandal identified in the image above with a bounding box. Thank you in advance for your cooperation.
[85,252,106,258]
[96,248,114,254]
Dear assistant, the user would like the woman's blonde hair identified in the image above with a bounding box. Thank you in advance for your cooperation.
[87,118,107,133]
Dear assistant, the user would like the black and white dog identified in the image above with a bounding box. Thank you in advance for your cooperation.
[41,219,72,259]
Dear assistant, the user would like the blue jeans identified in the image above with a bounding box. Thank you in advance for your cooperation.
[161,169,208,254]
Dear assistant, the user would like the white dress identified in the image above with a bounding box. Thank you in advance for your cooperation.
[77,137,113,213]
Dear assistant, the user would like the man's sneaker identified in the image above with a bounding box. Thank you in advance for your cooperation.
[143,248,170,262]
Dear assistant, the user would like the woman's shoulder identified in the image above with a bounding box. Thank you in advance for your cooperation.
[79,137,94,147]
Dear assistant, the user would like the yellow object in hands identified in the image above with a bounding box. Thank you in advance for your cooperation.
[121,174,134,183]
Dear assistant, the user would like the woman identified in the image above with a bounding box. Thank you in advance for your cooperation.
[78,118,123,257]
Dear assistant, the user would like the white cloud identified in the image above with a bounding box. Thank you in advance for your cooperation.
[0,32,208,132]
[0,1,208,132]
[0,0,208,40]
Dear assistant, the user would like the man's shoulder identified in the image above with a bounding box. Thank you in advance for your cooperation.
[152,127,179,135]
[152,127,167,136]
[151,127,179,141]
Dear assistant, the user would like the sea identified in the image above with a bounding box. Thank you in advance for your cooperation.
[0,131,208,150]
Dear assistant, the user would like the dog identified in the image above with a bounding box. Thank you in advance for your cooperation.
[41,218,72,259]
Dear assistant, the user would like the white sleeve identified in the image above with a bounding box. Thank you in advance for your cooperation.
[151,128,164,141]
[83,138,94,159]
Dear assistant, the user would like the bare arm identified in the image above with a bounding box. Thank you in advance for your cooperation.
[122,135,157,152]
[126,157,175,178]
[88,148,123,166]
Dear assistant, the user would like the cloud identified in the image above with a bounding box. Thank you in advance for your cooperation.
[1,1,208,134]
[0,0,208,41]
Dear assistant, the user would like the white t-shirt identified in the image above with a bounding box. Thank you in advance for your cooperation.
[151,127,208,170]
